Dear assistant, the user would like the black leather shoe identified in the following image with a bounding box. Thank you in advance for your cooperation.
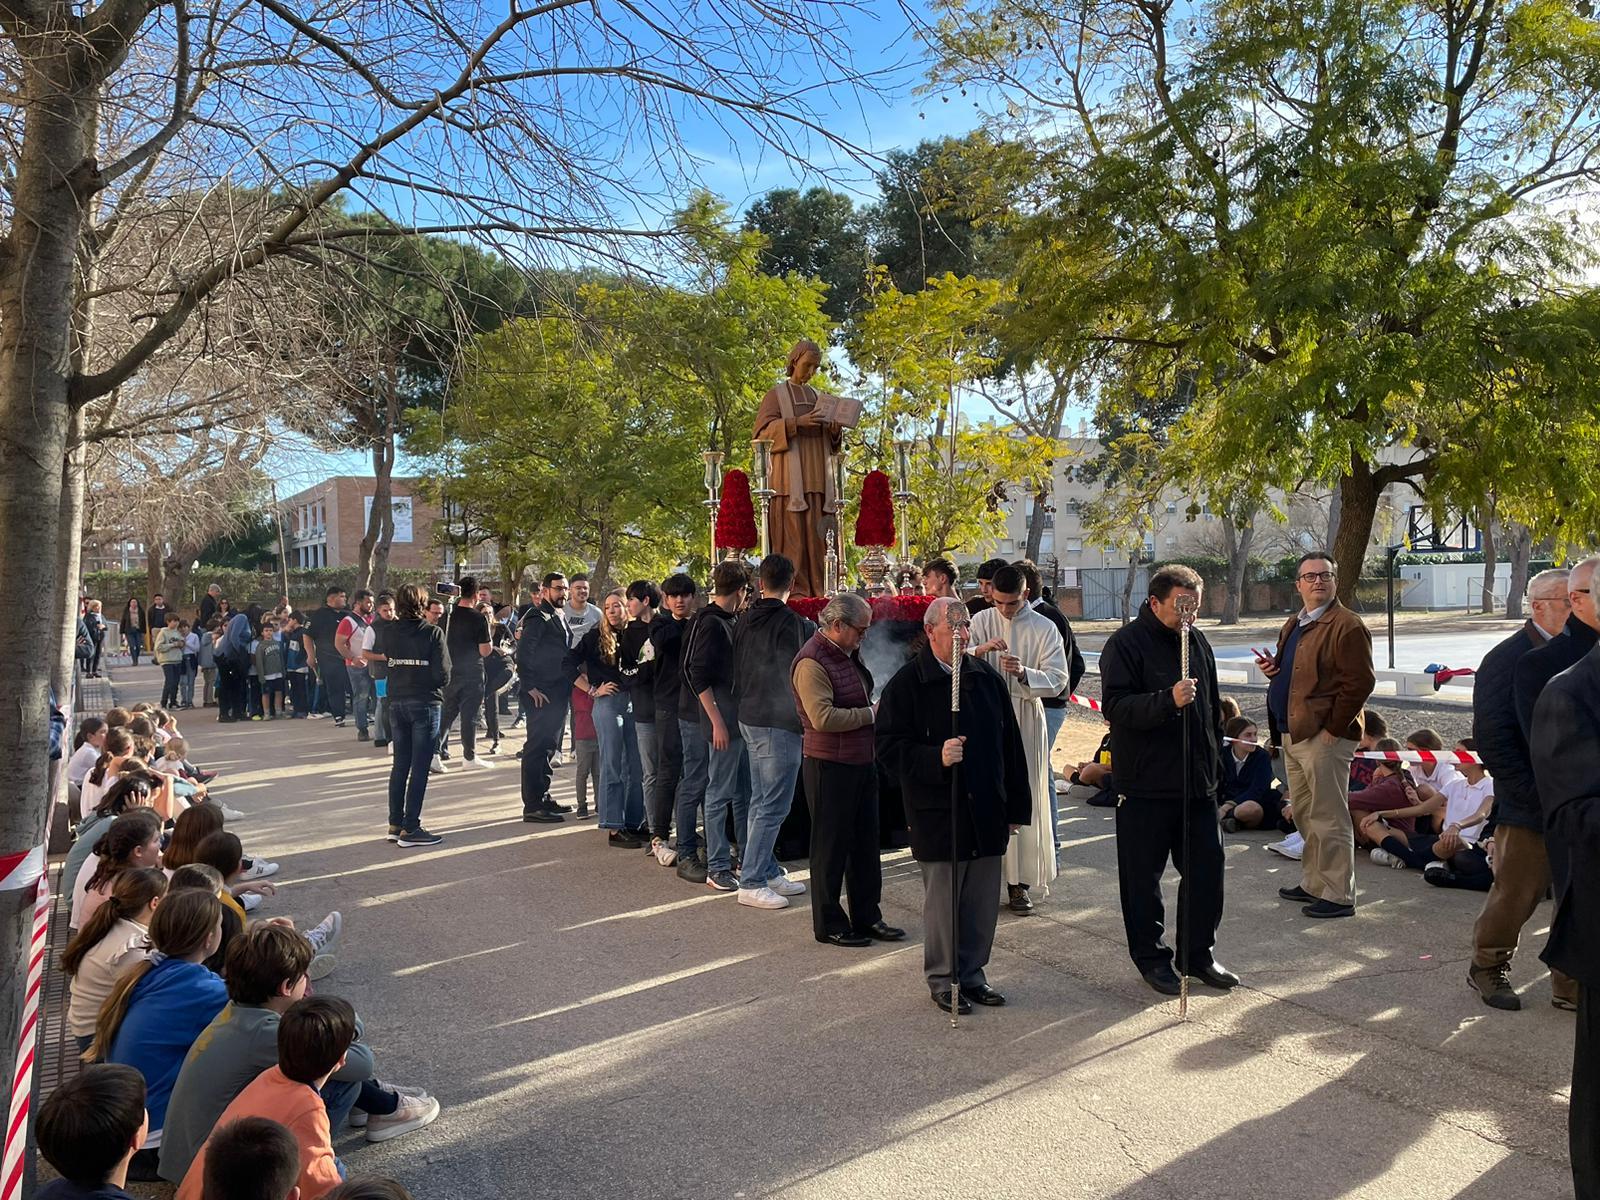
[550,803,574,814]
[861,921,906,942]
[1303,899,1355,919]
[965,983,1007,1006]
[931,990,972,1015]
[1278,885,1316,903]
[1140,964,1182,996]
[523,810,564,824]
[818,931,872,948]
[1007,884,1034,914]
[1190,962,1241,990]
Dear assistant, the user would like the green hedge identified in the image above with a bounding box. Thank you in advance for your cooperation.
[82,566,443,615]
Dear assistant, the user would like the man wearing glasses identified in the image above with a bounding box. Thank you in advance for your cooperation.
[791,593,905,947]
[1260,552,1375,919]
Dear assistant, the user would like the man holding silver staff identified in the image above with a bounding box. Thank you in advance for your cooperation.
[877,597,1033,1014]
[1100,565,1238,998]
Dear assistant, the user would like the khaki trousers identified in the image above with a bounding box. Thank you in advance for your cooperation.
[1472,824,1578,1004]
[1284,732,1358,905]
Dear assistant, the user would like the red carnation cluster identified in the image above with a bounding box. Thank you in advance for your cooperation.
[715,469,758,550]
[787,596,828,621]
[854,469,896,547]
[870,594,935,623]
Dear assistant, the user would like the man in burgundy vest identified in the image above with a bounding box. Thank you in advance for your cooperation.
[791,593,906,947]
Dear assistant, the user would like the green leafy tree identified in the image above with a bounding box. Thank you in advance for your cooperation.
[925,0,1600,599]
[744,188,872,322]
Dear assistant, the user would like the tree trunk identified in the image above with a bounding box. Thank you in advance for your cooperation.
[497,534,529,604]
[1024,482,1049,563]
[1331,455,1380,605]
[1325,477,1342,552]
[593,523,614,591]
[0,55,98,1134]
[1221,510,1255,625]
[1505,523,1533,620]
[160,552,195,614]
[356,376,399,594]
[1480,517,1498,614]
[1120,549,1139,624]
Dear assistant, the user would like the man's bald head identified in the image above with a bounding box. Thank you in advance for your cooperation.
[924,596,968,630]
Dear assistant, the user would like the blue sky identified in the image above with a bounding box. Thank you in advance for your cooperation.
[269,0,985,492]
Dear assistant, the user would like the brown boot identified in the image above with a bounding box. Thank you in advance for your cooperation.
[1468,962,1521,1011]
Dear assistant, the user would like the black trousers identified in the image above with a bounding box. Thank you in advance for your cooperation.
[1576,983,1599,1200]
[648,714,683,839]
[216,662,248,721]
[1114,794,1224,974]
[802,758,882,939]
[439,668,485,760]
[519,688,569,814]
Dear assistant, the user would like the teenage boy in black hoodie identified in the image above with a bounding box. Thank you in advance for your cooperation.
[684,560,751,892]
[732,554,815,910]
[644,574,696,868]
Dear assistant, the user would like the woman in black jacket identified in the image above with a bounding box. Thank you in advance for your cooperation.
[370,583,449,847]
[119,598,145,665]
[566,590,647,847]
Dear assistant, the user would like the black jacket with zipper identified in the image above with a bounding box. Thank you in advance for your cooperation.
[682,603,739,736]
[1100,603,1224,802]
[515,600,573,695]
[733,598,815,733]
[876,646,1032,862]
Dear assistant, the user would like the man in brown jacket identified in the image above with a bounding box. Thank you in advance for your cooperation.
[1261,552,1375,918]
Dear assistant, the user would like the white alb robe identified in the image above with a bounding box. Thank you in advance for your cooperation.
[970,604,1069,891]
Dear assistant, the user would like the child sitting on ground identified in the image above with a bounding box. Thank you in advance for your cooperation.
[1349,738,1447,857]
[1217,716,1285,831]
[62,867,165,1054]
[72,808,163,930]
[1348,709,1388,792]
[93,889,228,1179]
[176,996,361,1200]
[1376,738,1497,882]
[160,925,432,1187]
[197,1117,302,1200]
[191,830,338,965]
[325,1179,418,1200]
[35,1063,149,1200]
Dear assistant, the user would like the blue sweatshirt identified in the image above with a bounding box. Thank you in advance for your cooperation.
[1221,746,1278,809]
[106,957,228,1136]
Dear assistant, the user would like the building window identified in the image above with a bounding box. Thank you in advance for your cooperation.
[1166,501,1177,513]
[1066,537,1083,554]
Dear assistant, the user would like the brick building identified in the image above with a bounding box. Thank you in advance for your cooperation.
[280,476,494,575]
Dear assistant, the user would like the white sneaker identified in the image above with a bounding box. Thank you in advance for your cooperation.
[429,755,446,774]
[364,1091,440,1143]
[308,910,342,953]
[651,837,678,867]
[217,803,246,820]
[767,876,807,897]
[240,892,263,912]
[1267,833,1305,860]
[238,858,279,882]
[463,757,494,770]
[737,886,789,910]
[552,751,567,767]
[1370,847,1407,870]
[308,952,336,981]
[1053,777,1070,794]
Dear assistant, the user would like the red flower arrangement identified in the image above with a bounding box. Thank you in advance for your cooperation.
[854,469,895,547]
[786,593,935,625]
[715,469,758,550]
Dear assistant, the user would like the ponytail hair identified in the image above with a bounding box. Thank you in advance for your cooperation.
[73,717,106,753]
[61,868,165,976]
[83,810,161,895]
[86,888,220,1063]
[87,729,134,787]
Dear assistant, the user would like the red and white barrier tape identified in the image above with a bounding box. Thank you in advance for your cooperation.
[1067,693,1103,713]
[1354,748,1482,766]
[1,846,51,1200]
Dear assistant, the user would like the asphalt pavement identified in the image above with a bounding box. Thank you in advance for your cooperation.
[104,662,1576,1200]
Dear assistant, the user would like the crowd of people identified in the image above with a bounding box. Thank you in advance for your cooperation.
[59,547,1597,1200]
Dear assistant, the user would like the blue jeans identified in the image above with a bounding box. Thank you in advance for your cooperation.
[180,656,197,705]
[373,678,389,742]
[1044,704,1068,851]
[738,724,802,889]
[347,664,373,734]
[388,700,441,831]
[593,692,646,831]
[705,736,750,876]
[677,719,710,857]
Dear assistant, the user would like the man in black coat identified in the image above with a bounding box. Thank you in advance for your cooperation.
[1100,564,1237,997]
[877,597,1032,1014]
[1469,568,1577,1011]
[516,572,576,823]
[1530,643,1600,1200]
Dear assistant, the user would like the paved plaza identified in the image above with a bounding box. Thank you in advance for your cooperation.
[101,662,1576,1199]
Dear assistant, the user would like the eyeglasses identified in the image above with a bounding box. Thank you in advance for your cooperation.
[1297,571,1336,583]
[1573,588,1592,595]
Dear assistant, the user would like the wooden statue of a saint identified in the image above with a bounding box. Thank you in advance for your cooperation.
[753,339,855,597]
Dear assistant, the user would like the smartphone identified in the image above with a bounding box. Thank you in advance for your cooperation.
[1252,646,1275,664]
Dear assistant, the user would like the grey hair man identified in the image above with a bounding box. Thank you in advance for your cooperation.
[1470,566,1579,1011]
[877,596,1031,1011]
[791,592,904,947]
